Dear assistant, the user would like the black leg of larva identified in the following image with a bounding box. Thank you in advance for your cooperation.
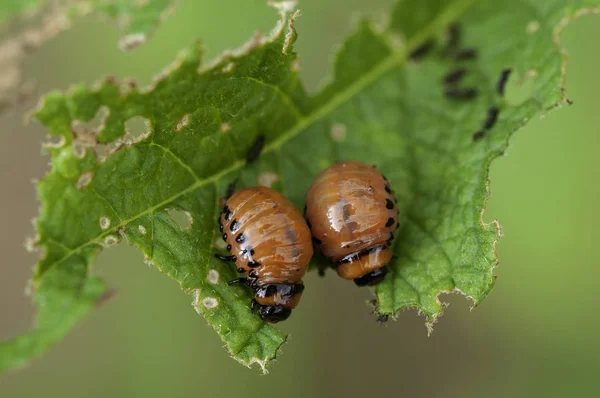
[214,253,236,262]
[228,277,248,286]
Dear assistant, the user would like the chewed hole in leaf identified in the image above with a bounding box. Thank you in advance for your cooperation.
[220,122,231,132]
[175,113,190,132]
[166,208,193,230]
[258,171,279,187]
[527,20,541,34]
[330,123,347,142]
[202,297,219,309]
[95,139,124,163]
[124,116,152,142]
[71,106,109,140]
[207,269,219,285]
[505,69,537,106]
[76,171,93,189]
[102,235,119,247]
[99,216,111,230]
[44,135,65,148]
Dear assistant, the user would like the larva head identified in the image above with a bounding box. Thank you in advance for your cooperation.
[336,245,392,285]
[254,283,304,307]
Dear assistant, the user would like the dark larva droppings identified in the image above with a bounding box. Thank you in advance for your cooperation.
[385,199,394,210]
[454,48,477,60]
[483,106,499,130]
[497,68,512,96]
[444,87,478,100]
[385,218,395,228]
[222,233,227,241]
[385,185,392,194]
[230,220,239,232]
[236,233,245,243]
[472,130,485,141]
[226,244,232,251]
[246,134,265,164]
[444,23,460,55]
[409,39,435,60]
[443,68,466,84]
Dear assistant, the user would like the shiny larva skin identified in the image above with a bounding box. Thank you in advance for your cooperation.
[219,187,313,322]
[305,161,399,286]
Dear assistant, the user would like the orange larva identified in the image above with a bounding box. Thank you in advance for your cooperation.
[215,186,313,322]
[305,161,399,286]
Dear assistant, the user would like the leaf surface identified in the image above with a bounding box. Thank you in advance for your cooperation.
[2,0,599,372]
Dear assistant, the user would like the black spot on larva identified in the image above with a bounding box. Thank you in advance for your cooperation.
[385,185,392,194]
[219,224,223,232]
[222,233,227,241]
[409,39,435,60]
[472,130,485,141]
[444,87,478,100]
[396,222,400,230]
[385,218,395,228]
[250,249,255,256]
[236,233,245,243]
[248,260,261,268]
[226,244,232,251]
[248,270,257,278]
[497,68,512,96]
[222,206,229,214]
[385,199,394,210]
[230,220,239,232]
[231,255,237,262]
[454,48,477,60]
[387,232,395,247]
[443,68,466,84]
[246,134,265,164]
[237,267,245,273]
[225,210,233,221]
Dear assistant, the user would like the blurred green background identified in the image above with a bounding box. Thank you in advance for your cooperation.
[1,1,599,397]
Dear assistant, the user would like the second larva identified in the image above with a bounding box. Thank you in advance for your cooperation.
[305,161,399,286]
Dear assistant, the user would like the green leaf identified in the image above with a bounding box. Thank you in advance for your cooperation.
[2,0,599,373]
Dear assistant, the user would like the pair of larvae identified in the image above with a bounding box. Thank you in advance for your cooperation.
[216,160,399,323]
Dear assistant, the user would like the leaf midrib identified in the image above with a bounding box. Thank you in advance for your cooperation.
[35,0,476,284]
